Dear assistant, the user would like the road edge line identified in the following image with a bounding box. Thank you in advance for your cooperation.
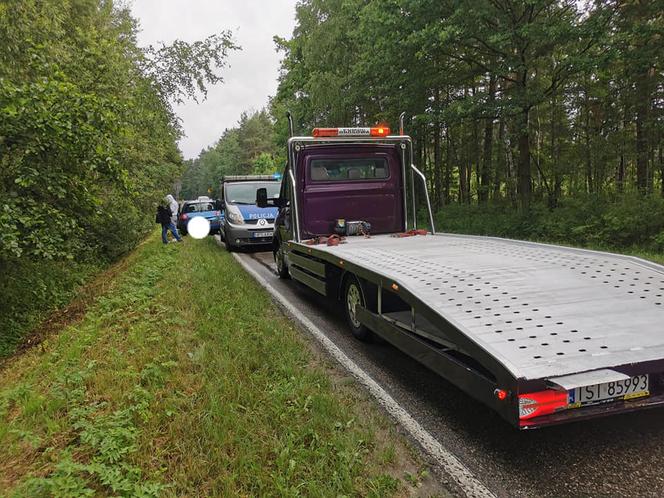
[231,251,495,498]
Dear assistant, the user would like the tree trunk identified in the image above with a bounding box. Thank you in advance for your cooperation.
[459,137,468,205]
[635,68,650,194]
[479,75,495,204]
[516,108,532,210]
[433,91,442,209]
[444,124,451,205]
[617,116,626,193]
[659,144,663,197]
[550,94,560,208]
[471,120,479,205]
[583,86,594,194]
[494,117,505,200]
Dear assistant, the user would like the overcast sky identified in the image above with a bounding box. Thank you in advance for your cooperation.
[130,0,298,159]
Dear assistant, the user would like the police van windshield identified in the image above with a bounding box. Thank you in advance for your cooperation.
[225,182,280,205]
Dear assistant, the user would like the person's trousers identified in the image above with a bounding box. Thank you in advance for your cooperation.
[162,222,182,243]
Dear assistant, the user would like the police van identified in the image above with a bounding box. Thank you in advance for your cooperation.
[220,174,281,251]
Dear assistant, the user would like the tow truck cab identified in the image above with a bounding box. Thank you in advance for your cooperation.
[276,143,406,241]
[261,124,664,429]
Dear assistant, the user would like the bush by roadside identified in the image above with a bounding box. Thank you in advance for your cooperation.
[435,194,664,263]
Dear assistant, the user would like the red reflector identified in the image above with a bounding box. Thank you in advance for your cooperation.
[519,390,568,420]
[370,126,390,136]
[494,389,508,401]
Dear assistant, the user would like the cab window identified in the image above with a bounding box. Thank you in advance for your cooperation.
[309,158,389,182]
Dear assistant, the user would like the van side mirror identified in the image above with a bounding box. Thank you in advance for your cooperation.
[256,188,268,208]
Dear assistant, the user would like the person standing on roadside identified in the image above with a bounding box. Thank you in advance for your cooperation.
[166,194,179,226]
[156,195,182,244]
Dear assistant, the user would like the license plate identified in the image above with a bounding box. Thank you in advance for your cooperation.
[569,375,649,407]
[252,231,273,238]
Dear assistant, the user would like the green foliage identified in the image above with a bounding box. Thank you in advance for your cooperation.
[0,0,237,356]
[436,194,664,253]
[142,33,239,105]
[0,76,124,259]
[252,152,278,175]
[272,0,663,212]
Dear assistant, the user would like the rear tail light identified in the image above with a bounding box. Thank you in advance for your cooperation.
[519,390,568,420]
[180,214,188,221]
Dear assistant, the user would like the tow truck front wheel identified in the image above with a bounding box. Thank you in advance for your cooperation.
[343,276,372,341]
[275,243,290,279]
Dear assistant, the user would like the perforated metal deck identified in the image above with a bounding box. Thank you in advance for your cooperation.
[312,234,664,380]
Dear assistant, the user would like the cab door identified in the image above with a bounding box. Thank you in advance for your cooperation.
[274,166,292,244]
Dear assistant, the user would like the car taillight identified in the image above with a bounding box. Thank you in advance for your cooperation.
[518,390,568,420]
[180,214,188,221]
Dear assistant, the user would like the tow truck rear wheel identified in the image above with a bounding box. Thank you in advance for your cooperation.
[343,276,372,341]
[275,241,290,279]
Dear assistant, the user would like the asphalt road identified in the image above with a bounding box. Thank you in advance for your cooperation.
[237,248,664,498]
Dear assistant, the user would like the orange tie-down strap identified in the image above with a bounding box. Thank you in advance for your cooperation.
[391,229,428,238]
[303,234,347,246]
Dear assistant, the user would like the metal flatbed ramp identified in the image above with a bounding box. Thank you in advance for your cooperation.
[307,233,664,380]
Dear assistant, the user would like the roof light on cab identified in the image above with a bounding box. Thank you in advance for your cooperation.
[312,126,391,138]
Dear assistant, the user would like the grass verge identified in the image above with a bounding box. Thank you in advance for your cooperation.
[0,258,102,359]
[0,232,443,497]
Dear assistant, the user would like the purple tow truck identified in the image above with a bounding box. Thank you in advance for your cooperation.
[256,116,664,429]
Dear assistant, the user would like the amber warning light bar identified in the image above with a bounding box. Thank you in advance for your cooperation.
[312,127,390,138]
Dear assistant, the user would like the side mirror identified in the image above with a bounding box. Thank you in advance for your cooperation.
[256,188,268,208]
[214,199,223,210]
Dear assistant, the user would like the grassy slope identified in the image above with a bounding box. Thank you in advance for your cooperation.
[0,233,440,497]
[0,259,101,358]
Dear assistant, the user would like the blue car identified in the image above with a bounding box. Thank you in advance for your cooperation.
[178,200,222,235]
[220,176,280,251]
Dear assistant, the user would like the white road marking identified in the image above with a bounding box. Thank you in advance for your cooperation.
[232,251,496,498]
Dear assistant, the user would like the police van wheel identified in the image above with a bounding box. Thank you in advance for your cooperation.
[275,243,290,279]
[343,276,372,342]
[223,229,235,252]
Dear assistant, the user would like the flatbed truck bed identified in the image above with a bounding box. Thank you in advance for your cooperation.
[285,233,664,428]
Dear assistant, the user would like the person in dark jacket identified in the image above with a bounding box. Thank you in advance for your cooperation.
[156,200,182,244]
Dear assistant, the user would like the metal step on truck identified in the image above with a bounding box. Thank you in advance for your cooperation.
[255,115,664,429]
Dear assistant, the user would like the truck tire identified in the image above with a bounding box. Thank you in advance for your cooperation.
[343,275,372,341]
[275,241,290,279]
